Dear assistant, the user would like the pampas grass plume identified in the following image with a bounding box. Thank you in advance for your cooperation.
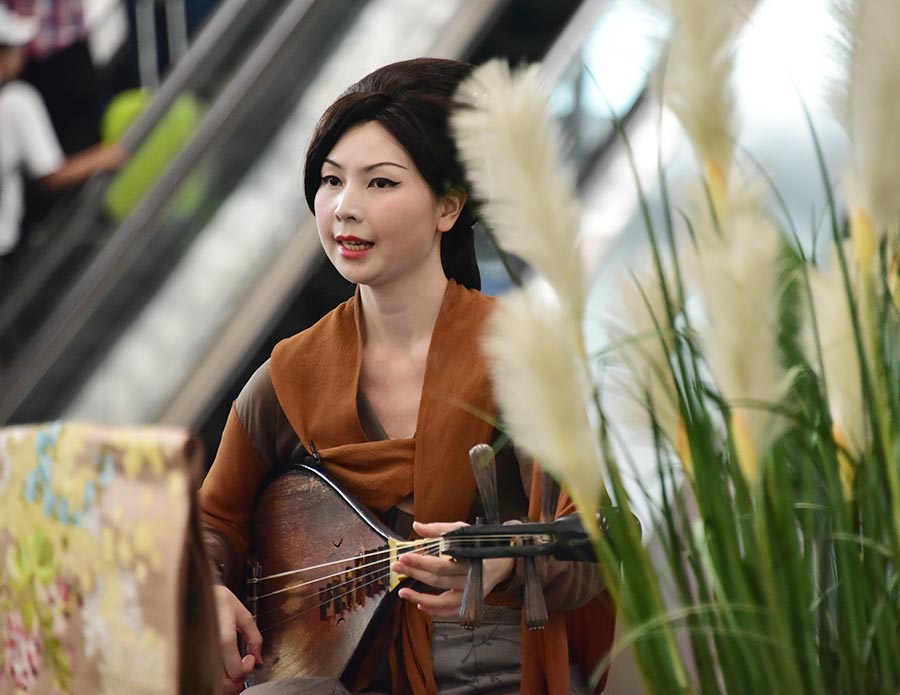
[483,289,603,537]
[806,245,870,461]
[655,0,740,182]
[686,191,790,484]
[453,60,587,323]
[830,0,900,244]
[607,267,683,460]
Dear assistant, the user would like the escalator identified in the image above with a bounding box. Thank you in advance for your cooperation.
[0,0,590,457]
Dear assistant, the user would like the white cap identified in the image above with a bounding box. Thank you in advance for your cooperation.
[0,6,39,47]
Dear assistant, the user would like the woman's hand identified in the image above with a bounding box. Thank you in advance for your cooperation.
[212,584,263,695]
[392,520,515,620]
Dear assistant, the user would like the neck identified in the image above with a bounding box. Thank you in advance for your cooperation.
[359,271,449,349]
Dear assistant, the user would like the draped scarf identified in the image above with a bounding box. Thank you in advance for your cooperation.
[269,280,495,693]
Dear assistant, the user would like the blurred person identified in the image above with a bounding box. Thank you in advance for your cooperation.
[3,0,103,154]
[0,5,125,268]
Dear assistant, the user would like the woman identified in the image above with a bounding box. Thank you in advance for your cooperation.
[199,57,614,695]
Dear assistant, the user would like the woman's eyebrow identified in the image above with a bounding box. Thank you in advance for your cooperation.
[323,158,408,172]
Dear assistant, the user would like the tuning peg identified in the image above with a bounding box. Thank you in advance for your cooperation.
[469,443,500,524]
[523,556,548,630]
[460,444,498,630]
[459,530,484,630]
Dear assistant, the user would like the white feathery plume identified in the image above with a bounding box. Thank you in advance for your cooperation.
[483,289,603,537]
[452,60,587,324]
[606,264,682,457]
[684,190,791,484]
[653,0,741,184]
[830,0,900,242]
[805,243,870,460]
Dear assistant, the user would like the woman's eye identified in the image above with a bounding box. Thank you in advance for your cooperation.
[321,175,341,187]
[370,178,398,189]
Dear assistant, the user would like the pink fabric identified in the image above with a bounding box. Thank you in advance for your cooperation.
[5,0,87,57]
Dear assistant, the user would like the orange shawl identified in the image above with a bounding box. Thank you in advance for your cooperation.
[223,279,614,693]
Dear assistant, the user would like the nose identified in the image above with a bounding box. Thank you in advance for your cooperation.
[334,185,362,223]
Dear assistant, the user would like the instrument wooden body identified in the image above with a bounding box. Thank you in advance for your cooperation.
[243,464,606,687]
[245,465,404,686]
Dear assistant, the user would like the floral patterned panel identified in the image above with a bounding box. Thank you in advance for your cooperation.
[0,422,220,695]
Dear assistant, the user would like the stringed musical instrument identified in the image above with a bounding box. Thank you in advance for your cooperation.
[243,463,600,687]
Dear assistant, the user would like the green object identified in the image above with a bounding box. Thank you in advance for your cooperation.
[102,88,205,222]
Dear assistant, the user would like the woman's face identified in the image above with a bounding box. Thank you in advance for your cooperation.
[314,121,461,291]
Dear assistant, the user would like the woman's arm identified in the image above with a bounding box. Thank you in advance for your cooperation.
[198,361,291,691]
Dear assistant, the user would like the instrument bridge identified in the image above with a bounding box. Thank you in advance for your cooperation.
[319,545,389,621]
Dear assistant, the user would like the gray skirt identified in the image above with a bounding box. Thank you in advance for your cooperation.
[243,607,588,695]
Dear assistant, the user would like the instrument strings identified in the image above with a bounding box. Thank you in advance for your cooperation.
[251,532,541,585]
[254,540,443,599]
[256,544,444,634]
[250,539,435,584]
[250,532,547,633]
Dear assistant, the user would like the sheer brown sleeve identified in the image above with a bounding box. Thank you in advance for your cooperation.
[198,360,297,587]
[198,405,267,587]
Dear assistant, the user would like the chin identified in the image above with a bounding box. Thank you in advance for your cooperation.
[331,261,373,287]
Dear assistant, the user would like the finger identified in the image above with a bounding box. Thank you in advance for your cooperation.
[398,587,463,619]
[234,604,264,663]
[223,654,255,691]
[393,556,467,590]
[397,551,466,576]
[219,624,246,681]
[412,520,467,538]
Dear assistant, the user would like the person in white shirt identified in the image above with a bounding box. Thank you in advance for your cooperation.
[0,5,124,260]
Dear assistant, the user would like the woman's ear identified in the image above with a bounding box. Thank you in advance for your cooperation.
[436,187,467,233]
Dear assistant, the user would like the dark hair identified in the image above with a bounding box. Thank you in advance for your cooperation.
[303,57,480,290]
